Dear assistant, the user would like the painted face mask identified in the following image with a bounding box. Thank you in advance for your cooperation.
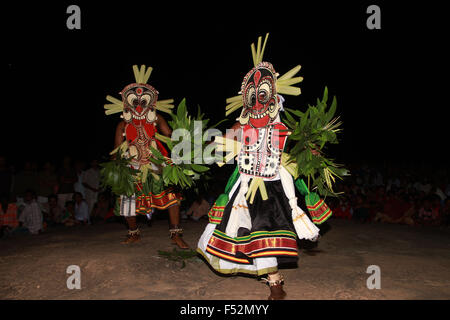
[119,84,159,164]
[239,62,280,128]
[121,83,158,125]
[104,65,175,166]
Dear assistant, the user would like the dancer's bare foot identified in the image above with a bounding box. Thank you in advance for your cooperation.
[121,230,141,244]
[171,233,189,249]
[268,284,287,300]
[264,272,286,300]
[169,226,189,249]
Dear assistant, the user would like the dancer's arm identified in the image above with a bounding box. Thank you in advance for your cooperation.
[114,121,126,148]
[156,113,172,137]
[112,121,126,159]
[224,121,241,140]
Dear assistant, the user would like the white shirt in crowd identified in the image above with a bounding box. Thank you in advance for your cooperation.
[75,200,90,222]
[19,200,43,234]
[74,172,85,198]
[373,172,383,186]
[435,187,447,201]
[82,167,100,213]
[82,168,100,194]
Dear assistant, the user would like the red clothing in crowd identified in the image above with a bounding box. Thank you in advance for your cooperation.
[383,198,409,220]
[333,205,352,219]
[0,203,19,228]
[104,208,115,220]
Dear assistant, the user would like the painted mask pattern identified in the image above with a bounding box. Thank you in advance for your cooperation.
[121,83,159,165]
[239,62,281,128]
[237,62,288,178]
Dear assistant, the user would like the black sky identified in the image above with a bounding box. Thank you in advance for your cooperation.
[3,1,446,168]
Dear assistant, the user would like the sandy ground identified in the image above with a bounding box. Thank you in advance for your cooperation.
[0,217,449,300]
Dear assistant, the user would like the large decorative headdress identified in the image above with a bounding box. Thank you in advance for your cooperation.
[104,65,175,120]
[225,34,304,128]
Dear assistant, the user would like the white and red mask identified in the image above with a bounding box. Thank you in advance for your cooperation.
[121,83,158,125]
[120,83,160,164]
[239,62,280,128]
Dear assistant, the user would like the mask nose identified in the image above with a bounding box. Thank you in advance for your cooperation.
[254,101,264,111]
[136,105,143,114]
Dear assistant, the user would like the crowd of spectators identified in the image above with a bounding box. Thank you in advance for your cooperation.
[328,163,450,227]
[0,155,116,238]
[2,154,449,239]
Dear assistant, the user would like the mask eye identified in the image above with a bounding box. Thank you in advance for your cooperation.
[127,93,138,107]
[245,86,256,107]
[258,91,267,101]
[258,82,271,104]
[141,94,152,107]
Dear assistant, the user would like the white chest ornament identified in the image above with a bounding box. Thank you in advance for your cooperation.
[238,122,288,178]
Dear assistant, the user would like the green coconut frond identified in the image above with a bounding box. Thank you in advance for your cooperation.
[99,149,139,197]
[149,98,219,191]
[282,87,349,197]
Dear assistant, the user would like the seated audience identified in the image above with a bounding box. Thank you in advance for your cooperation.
[352,194,370,223]
[18,190,43,235]
[416,197,440,226]
[0,193,19,238]
[73,192,89,224]
[91,192,109,222]
[186,194,211,221]
[61,201,77,226]
[441,198,450,227]
[41,194,65,226]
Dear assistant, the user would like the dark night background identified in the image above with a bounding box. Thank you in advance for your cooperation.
[3,1,446,169]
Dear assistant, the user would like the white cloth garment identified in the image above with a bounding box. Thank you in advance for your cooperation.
[225,174,252,237]
[277,94,285,111]
[120,195,136,217]
[82,168,100,213]
[74,172,86,198]
[196,172,281,275]
[279,166,320,241]
[75,200,90,222]
[197,223,278,276]
[57,193,73,210]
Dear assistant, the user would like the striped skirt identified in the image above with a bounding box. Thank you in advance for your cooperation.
[197,179,303,276]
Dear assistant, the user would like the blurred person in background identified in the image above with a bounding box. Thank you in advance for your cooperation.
[37,161,58,204]
[417,196,439,226]
[61,200,77,226]
[186,193,211,221]
[74,160,86,199]
[13,161,39,206]
[91,192,110,222]
[18,189,43,235]
[82,159,101,216]
[352,194,370,223]
[73,192,89,225]
[0,193,19,238]
[441,198,450,227]
[41,194,64,225]
[0,156,13,199]
[57,156,77,209]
